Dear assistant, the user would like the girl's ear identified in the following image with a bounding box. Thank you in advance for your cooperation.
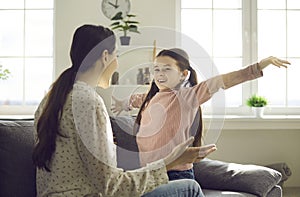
[181,69,189,80]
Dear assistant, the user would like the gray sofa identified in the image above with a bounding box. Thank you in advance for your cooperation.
[0,117,282,197]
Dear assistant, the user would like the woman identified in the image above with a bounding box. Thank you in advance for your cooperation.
[32,24,215,197]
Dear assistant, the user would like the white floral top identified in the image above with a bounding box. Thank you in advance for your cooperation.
[34,81,168,197]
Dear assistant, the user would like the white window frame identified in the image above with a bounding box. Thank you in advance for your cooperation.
[177,0,300,116]
[0,1,54,116]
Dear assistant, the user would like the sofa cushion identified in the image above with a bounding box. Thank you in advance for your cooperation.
[194,158,282,197]
[0,120,36,197]
[110,116,140,170]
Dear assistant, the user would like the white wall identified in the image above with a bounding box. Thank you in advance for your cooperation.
[54,0,176,78]
[207,125,300,187]
[54,0,299,187]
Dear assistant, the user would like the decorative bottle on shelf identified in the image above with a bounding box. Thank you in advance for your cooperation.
[137,68,144,85]
[143,67,150,85]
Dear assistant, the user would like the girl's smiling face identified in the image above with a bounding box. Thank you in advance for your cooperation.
[153,56,184,90]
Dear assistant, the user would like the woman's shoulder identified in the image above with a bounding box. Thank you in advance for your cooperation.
[72,82,102,103]
[34,94,49,122]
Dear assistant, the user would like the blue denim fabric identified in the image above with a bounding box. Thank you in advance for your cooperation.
[167,169,195,181]
[141,179,204,197]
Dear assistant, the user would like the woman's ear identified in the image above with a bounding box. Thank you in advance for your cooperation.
[101,50,109,66]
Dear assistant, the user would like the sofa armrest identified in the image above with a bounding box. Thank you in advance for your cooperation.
[266,185,282,197]
[194,158,282,197]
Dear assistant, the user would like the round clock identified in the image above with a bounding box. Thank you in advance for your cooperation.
[101,0,131,19]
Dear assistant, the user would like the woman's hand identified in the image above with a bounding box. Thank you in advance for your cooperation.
[259,56,290,70]
[111,96,125,116]
[164,137,217,171]
[198,144,218,158]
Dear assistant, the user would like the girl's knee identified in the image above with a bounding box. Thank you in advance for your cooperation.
[172,179,203,196]
[185,179,201,192]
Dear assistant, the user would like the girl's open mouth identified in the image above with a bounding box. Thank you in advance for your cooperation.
[157,79,166,83]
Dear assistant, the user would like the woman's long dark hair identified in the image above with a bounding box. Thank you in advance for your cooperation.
[134,48,203,147]
[32,25,116,171]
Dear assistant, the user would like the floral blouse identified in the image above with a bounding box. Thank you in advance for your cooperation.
[34,81,168,197]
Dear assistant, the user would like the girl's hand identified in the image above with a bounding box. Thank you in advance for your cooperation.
[111,96,125,116]
[164,138,217,170]
[259,56,291,70]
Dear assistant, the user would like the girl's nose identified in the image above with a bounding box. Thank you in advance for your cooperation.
[158,72,165,76]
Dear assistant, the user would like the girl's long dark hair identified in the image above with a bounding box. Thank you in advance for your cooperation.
[134,48,203,147]
[32,25,116,171]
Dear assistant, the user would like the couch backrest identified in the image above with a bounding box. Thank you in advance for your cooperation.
[0,117,139,197]
[110,116,140,170]
[0,120,37,197]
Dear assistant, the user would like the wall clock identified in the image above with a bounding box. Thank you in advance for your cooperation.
[101,0,131,19]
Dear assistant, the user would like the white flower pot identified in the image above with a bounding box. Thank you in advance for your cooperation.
[252,107,265,118]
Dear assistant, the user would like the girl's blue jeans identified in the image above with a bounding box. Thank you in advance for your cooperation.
[167,169,195,180]
[141,179,204,197]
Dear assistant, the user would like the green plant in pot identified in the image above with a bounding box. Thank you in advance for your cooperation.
[0,64,10,80]
[246,94,268,117]
[110,11,140,45]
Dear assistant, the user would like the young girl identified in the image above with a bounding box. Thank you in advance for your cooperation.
[112,48,290,181]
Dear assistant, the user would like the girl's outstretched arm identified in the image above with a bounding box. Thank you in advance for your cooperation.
[111,94,147,115]
[179,56,290,107]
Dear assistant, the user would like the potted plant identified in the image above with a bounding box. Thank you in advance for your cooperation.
[110,11,140,45]
[0,64,10,80]
[246,94,268,118]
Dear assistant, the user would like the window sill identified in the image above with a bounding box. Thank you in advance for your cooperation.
[1,110,299,130]
[203,115,300,130]
[0,105,36,116]
[0,115,34,120]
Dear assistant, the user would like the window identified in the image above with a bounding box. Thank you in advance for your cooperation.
[257,0,300,109]
[180,0,300,115]
[0,0,54,114]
